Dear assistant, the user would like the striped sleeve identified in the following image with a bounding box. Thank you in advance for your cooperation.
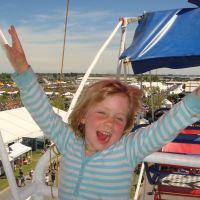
[125,91,200,167]
[12,67,72,154]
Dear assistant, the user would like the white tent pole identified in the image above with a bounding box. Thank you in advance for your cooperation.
[65,17,140,121]
[133,162,144,200]
[116,18,128,79]
[116,17,140,79]
[0,130,20,200]
[65,19,123,121]
[149,71,154,121]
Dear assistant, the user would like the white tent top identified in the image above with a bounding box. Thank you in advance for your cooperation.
[9,142,32,159]
[162,99,172,105]
[0,107,67,144]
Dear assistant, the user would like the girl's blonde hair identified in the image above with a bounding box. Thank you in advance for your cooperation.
[68,79,143,138]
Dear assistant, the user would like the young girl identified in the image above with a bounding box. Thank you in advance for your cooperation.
[4,26,200,200]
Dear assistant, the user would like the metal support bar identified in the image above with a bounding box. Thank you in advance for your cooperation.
[116,17,140,79]
[144,152,200,168]
[0,131,20,200]
[65,20,123,121]
[133,163,145,200]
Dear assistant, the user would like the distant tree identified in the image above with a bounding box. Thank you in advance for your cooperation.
[167,94,180,104]
[50,96,65,110]
[0,73,12,82]
[136,74,160,82]
[144,87,165,115]
[0,95,7,110]
[151,75,160,82]
[182,83,186,90]
[145,95,165,114]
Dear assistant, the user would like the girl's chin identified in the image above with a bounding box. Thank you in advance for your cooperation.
[96,141,113,151]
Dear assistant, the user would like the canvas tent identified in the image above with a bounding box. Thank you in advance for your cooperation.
[0,143,32,175]
[162,99,172,108]
[0,107,67,145]
[9,142,32,160]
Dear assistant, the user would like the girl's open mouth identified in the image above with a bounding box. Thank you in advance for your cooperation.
[96,130,112,144]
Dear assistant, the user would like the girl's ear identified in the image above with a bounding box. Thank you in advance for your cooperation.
[80,110,86,124]
[80,116,85,124]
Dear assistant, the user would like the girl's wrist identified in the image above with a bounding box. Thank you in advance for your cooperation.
[17,63,30,74]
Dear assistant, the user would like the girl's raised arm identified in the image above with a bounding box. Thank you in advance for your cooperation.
[4,25,29,74]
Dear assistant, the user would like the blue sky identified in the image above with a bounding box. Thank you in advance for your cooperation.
[0,0,199,75]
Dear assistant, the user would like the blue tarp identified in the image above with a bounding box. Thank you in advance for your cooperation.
[120,8,200,74]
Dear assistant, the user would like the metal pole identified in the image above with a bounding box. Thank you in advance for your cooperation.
[149,71,154,121]
[0,131,20,200]
[124,62,128,83]
[116,17,140,79]
[133,163,144,200]
[65,20,123,121]
[116,19,128,79]
[144,152,200,168]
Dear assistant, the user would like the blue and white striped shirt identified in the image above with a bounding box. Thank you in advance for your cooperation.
[12,68,200,200]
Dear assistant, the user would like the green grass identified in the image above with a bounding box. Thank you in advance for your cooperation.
[0,151,43,191]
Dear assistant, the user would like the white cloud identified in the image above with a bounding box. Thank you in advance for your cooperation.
[0,6,199,75]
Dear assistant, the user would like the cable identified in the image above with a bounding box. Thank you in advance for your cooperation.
[60,0,70,77]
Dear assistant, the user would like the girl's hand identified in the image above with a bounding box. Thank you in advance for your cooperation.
[4,25,29,74]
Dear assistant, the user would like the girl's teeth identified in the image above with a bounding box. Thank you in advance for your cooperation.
[102,131,110,136]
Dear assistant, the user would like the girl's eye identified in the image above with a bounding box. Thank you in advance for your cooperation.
[116,117,124,122]
[97,111,106,115]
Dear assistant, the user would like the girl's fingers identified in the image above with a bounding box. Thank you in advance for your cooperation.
[9,26,24,54]
[6,25,29,73]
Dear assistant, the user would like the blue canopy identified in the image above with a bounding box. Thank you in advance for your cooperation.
[120,8,200,74]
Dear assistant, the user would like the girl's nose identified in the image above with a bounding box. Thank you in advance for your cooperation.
[105,116,115,126]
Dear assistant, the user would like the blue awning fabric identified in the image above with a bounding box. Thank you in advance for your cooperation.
[120,8,200,74]
[188,0,200,7]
